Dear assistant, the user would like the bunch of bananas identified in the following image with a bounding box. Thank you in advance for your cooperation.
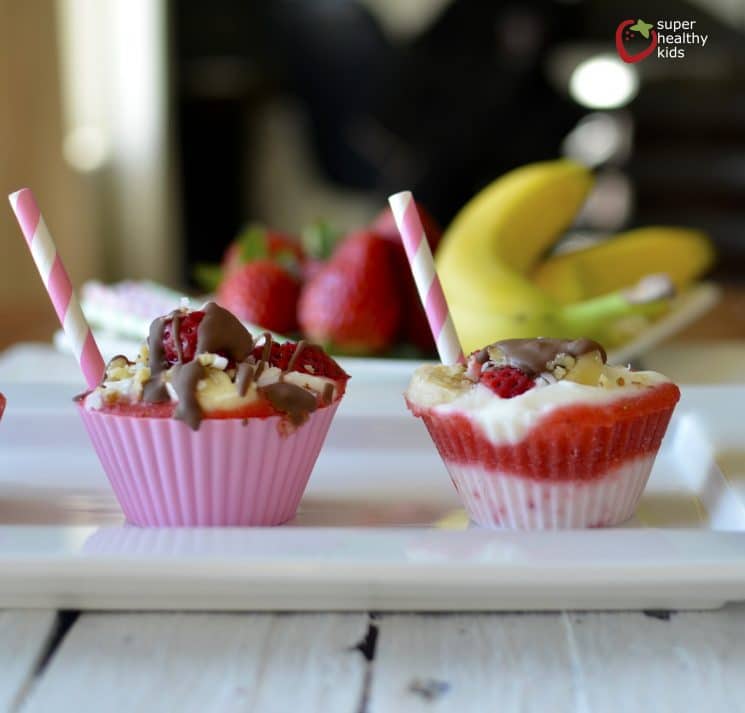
[436,160,714,353]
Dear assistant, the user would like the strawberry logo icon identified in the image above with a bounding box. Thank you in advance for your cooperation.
[616,18,657,63]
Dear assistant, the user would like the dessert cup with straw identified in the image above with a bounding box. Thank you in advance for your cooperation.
[9,189,348,527]
[388,191,681,530]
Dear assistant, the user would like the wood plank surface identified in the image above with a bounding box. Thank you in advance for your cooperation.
[0,610,58,712]
[15,608,745,712]
[565,605,745,713]
[20,613,369,713]
[368,607,745,713]
[369,612,577,713]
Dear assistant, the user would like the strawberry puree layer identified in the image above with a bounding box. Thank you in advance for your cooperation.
[414,382,679,482]
[447,454,656,529]
[90,397,338,421]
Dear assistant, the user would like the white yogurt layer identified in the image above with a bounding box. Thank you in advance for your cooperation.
[406,362,671,446]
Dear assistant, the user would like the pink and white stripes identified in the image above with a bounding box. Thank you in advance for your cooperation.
[8,188,105,388]
[388,190,464,364]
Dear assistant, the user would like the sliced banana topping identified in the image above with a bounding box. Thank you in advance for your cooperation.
[196,369,255,412]
[408,364,472,407]
[486,345,505,363]
[564,350,604,385]
[105,356,131,381]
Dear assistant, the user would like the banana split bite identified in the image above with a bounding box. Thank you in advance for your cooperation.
[78,302,348,527]
[406,337,680,529]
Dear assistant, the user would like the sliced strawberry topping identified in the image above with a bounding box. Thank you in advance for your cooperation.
[162,310,205,364]
[480,366,534,398]
[252,341,349,381]
[295,344,349,380]
[252,340,287,368]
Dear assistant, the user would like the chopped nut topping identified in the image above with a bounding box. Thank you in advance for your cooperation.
[547,352,576,370]
[546,353,576,381]
[553,365,568,380]
[197,353,228,370]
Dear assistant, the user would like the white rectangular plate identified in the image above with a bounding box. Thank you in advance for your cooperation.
[0,381,744,610]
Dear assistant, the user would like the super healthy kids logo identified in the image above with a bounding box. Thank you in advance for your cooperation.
[616,18,708,62]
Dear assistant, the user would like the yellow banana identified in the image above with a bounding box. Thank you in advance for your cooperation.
[436,160,690,353]
[532,227,715,304]
[437,160,591,331]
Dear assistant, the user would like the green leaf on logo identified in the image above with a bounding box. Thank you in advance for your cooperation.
[630,18,654,39]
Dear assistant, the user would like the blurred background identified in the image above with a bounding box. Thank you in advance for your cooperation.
[2,0,745,350]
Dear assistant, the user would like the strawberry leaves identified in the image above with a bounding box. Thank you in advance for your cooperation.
[301,220,340,261]
[237,225,270,262]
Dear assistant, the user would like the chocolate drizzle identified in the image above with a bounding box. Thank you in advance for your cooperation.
[478,337,607,377]
[254,333,273,380]
[196,302,253,362]
[285,340,306,375]
[143,315,171,402]
[172,313,183,362]
[236,362,255,397]
[171,360,206,430]
[133,301,338,431]
[259,382,317,426]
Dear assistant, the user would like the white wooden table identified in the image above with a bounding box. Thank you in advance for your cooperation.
[2,606,745,712]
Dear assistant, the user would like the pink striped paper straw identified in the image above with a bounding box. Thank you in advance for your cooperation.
[8,188,105,388]
[388,191,464,364]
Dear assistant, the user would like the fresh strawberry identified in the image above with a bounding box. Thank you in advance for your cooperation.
[221,242,245,280]
[302,258,326,283]
[217,260,300,334]
[371,203,443,354]
[298,230,401,354]
[0,392,5,420]
[480,366,535,398]
[221,225,304,281]
[162,310,205,364]
[252,341,349,381]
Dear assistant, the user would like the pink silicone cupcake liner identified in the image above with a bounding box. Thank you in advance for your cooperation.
[446,454,656,529]
[79,402,339,526]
